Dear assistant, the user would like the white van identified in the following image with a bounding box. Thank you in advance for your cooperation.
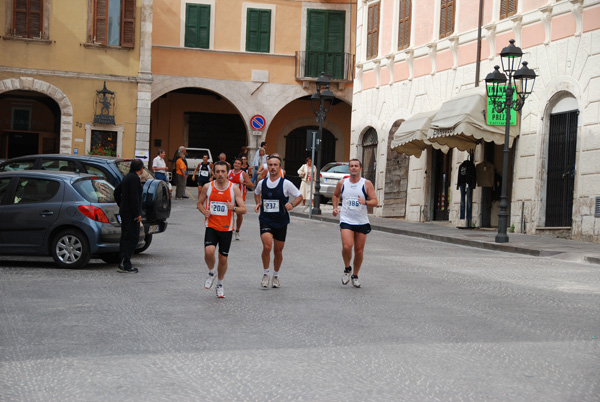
[185,148,213,183]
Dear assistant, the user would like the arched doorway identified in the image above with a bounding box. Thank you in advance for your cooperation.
[362,128,378,185]
[284,126,336,188]
[546,96,578,227]
[0,90,61,158]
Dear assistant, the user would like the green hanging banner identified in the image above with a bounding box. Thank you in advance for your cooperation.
[487,85,517,126]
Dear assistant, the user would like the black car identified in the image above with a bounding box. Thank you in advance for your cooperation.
[0,171,145,268]
[0,155,170,253]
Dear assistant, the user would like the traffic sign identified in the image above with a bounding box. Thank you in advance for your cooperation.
[250,115,266,131]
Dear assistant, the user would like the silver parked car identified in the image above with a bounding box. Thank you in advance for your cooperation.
[317,162,349,202]
[0,171,144,268]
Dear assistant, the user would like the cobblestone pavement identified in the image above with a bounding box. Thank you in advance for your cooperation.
[1,195,599,401]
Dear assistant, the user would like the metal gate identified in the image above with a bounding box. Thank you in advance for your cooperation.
[284,127,336,189]
[545,111,578,227]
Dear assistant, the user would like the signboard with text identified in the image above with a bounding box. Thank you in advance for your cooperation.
[486,85,517,126]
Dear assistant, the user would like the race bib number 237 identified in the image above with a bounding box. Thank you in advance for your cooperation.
[263,199,280,213]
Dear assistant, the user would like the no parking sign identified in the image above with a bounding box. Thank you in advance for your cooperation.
[250,115,266,131]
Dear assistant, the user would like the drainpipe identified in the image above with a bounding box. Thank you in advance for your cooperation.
[474,0,484,86]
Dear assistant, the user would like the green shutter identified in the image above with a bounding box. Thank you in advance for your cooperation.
[306,10,345,79]
[246,8,271,53]
[185,4,210,49]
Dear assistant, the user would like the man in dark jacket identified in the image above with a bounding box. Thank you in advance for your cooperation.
[117,159,144,273]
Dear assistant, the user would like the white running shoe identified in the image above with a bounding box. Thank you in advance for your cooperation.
[204,273,216,289]
[342,269,351,285]
[351,276,361,288]
[261,274,270,288]
[235,232,240,241]
[216,284,225,298]
[272,276,280,288]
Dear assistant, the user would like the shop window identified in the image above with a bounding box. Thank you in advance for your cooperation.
[398,0,411,50]
[90,130,117,156]
[439,0,455,39]
[88,0,136,48]
[366,2,380,60]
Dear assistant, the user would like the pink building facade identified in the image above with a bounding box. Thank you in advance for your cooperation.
[351,0,600,242]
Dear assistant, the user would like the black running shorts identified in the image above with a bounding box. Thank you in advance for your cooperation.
[340,222,372,234]
[204,227,233,256]
[259,223,288,242]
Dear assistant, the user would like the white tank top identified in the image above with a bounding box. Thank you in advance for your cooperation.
[339,177,369,225]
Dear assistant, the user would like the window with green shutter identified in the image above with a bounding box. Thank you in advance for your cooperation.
[246,8,271,53]
[305,9,345,79]
[185,3,210,49]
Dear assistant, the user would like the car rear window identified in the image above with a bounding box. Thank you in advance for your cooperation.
[186,149,211,159]
[41,159,81,173]
[114,160,154,182]
[73,179,115,203]
[0,160,35,171]
[323,164,349,174]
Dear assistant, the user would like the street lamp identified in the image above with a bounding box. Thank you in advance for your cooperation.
[485,39,536,243]
[310,72,335,215]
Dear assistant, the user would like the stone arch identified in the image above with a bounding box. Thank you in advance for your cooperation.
[0,77,73,153]
[275,116,345,163]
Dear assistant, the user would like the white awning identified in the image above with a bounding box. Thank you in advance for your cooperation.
[391,109,449,157]
[427,87,519,152]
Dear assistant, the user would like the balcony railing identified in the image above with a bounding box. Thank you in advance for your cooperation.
[295,51,355,82]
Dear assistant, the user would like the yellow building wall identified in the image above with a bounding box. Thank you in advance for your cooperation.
[0,1,141,77]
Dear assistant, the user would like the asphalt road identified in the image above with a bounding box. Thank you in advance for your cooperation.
[1,196,599,401]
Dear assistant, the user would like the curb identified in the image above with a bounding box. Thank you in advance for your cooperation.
[290,211,588,260]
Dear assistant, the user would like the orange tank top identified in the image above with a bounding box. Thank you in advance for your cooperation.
[205,181,235,231]
[228,169,247,200]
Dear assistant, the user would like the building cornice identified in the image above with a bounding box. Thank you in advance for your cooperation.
[0,66,151,84]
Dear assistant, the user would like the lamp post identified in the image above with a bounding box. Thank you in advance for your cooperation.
[485,39,536,243]
[310,72,334,215]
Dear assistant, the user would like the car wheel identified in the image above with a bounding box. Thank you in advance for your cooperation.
[100,253,121,264]
[134,233,152,254]
[51,229,91,269]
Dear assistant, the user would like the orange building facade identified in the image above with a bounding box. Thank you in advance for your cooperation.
[150,0,356,186]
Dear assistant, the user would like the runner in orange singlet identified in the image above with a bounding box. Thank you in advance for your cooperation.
[197,161,246,298]
[228,157,254,241]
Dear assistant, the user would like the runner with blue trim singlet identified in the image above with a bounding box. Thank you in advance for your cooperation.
[332,159,378,288]
[254,155,302,289]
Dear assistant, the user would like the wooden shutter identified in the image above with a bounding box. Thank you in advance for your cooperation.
[398,0,411,49]
[367,2,380,60]
[439,0,455,39]
[94,0,109,44]
[185,4,210,48]
[500,0,517,20]
[121,0,136,48]
[13,0,43,38]
[246,8,271,53]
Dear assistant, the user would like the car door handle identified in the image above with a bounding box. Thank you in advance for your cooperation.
[40,210,54,217]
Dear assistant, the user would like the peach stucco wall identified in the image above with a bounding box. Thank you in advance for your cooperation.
[521,23,546,49]
[380,0,396,55]
[551,13,577,42]
[437,49,453,72]
[583,6,600,32]
[362,71,377,89]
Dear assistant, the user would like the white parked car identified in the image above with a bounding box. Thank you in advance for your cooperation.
[185,148,213,185]
[317,162,349,202]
